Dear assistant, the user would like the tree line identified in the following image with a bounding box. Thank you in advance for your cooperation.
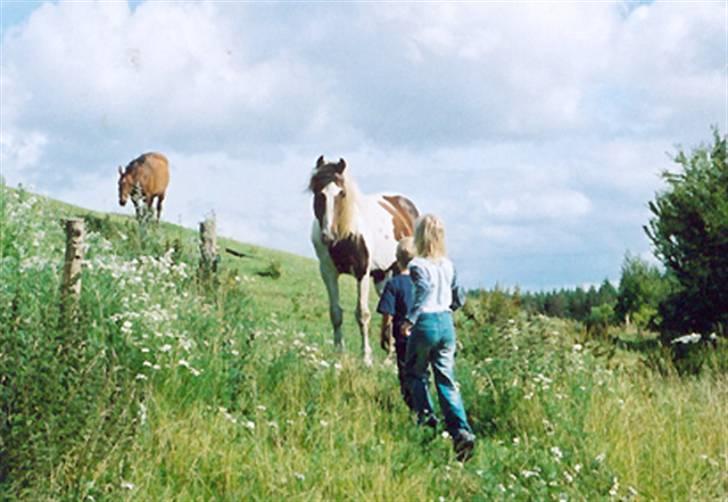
[470,128,726,343]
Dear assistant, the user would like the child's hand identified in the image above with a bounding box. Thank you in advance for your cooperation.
[400,322,412,338]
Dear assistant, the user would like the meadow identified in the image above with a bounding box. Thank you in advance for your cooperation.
[1,182,726,501]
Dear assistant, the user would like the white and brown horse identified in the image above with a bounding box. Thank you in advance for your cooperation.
[309,155,419,365]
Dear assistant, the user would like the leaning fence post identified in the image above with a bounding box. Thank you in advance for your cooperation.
[199,215,218,281]
[60,218,85,320]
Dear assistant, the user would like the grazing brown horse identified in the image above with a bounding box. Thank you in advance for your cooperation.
[117,152,170,221]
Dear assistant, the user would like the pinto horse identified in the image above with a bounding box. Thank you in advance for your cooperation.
[117,152,170,221]
[309,155,419,365]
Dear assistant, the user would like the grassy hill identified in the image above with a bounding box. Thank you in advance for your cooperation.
[1,183,727,500]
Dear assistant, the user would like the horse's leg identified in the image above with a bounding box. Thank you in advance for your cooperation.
[144,195,153,221]
[319,260,344,351]
[355,275,373,366]
[156,193,165,221]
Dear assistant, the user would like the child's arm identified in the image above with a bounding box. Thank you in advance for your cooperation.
[450,266,466,311]
[379,314,393,353]
[405,264,431,328]
[376,282,396,353]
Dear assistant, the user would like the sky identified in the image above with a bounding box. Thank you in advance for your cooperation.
[1,0,726,291]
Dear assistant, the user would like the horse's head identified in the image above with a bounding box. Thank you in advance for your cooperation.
[117,165,134,206]
[309,155,349,245]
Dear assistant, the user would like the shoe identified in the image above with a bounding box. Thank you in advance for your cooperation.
[453,429,475,462]
[419,413,439,429]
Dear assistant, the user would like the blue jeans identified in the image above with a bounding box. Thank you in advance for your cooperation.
[405,312,472,437]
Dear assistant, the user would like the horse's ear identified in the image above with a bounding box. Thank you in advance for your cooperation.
[316,155,325,168]
[118,166,123,176]
[335,158,347,173]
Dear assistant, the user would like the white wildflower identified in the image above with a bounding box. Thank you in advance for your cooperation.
[595,452,606,464]
[550,446,563,462]
[293,472,305,481]
[120,481,135,490]
[135,373,147,381]
[138,402,147,425]
[672,333,701,344]
[243,420,255,431]
[159,344,172,353]
[609,477,619,497]
[319,419,329,427]
[256,405,267,412]
[441,431,450,439]
[218,407,237,424]
[521,469,539,479]
[121,320,133,335]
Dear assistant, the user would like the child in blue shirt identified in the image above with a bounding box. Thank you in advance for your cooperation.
[377,237,416,409]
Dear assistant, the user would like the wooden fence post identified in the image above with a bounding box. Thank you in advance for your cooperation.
[60,218,85,320]
[199,215,218,280]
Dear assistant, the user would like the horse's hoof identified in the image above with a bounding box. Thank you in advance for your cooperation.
[363,356,373,367]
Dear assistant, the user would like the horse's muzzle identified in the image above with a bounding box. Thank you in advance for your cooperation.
[119,199,127,207]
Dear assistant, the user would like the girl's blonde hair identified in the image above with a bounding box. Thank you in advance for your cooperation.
[414,214,447,259]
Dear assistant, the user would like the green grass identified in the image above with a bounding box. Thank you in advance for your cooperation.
[2,183,727,501]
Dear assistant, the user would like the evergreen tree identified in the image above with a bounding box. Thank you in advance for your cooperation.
[645,128,728,338]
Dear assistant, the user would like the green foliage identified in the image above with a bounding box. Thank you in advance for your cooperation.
[585,304,616,338]
[615,253,670,331]
[257,259,282,279]
[493,281,618,325]
[645,127,728,339]
[461,286,520,326]
[1,183,726,501]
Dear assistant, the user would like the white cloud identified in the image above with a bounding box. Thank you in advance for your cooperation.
[1,1,724,289]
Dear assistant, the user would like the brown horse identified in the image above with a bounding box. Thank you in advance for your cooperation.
[117,152,170,221]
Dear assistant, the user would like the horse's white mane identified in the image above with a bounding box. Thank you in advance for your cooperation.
[333,170,360,239]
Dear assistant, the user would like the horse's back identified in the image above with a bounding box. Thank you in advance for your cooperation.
[366,192,419,239]
[360,192,419,272]
[138,152,170,195]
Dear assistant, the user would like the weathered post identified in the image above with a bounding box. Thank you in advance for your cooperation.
[60,218,85,320]
[199,215,218,281]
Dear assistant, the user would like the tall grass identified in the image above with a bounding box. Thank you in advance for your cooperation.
[1,182,726,500]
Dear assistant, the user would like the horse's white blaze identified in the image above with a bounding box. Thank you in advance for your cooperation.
[321,182,342,240]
